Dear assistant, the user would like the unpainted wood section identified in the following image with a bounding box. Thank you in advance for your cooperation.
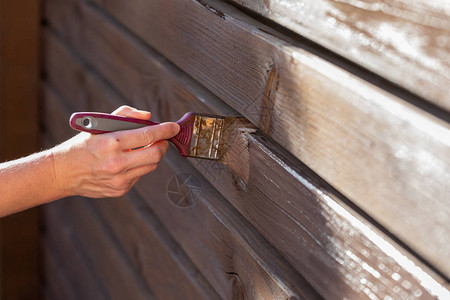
[43,198,155,300]
[82,0,450,272]
[42,207,108,300]
[42,4,450,298]
[230,0,450,111]
[42,28,320,300]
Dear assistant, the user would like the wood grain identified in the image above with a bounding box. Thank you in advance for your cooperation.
[42,31,320,300]
[42,207,109,300]
[43,30,123,112]
[89,195,221,300]
[135,148,321,300]
[229,0,450,111]
[42,85,76,143]
[42,6,450,298]
[43,198,155,300]
[75,0,450,274]
[42,242,79,300]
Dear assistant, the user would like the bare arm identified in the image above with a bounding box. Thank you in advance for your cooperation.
[0,106,180,217]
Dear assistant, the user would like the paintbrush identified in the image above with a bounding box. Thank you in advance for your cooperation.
[70,112,255,160]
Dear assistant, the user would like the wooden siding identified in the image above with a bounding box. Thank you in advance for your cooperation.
[40,0,450,299]
[231,0,450,111]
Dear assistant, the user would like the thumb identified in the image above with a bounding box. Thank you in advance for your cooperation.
[112,105,151,120]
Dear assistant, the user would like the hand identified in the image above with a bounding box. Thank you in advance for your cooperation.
[52,106,180,198]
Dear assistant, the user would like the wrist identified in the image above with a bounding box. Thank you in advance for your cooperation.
[49,143,75,198]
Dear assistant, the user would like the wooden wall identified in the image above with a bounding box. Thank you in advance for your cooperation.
[40,0,450,299]
[0,0,40,298]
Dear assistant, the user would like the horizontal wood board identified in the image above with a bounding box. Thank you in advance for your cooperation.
[44,198,156,300]
[229,0,450,111]
[42,35,320,299]
[42,209,109,300]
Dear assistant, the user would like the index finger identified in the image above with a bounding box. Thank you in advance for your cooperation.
[112,122,180,150]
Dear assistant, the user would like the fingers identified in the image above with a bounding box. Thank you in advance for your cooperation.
[108,105,180,150]
[113,122,180,150]
[123,140,170,170]
[70,106,177,199]
[112,105,151,120]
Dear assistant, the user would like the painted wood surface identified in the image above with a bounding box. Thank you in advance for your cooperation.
[45,0,450,278]
[89,195,222,300]
[229,0,450,111]
[42,243,79,300]
[43,198,155,300]
[43,30,320,300]
[42,209,108,300]
[42,3,449,298]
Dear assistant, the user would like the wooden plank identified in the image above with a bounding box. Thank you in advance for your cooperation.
[43,198,155,300]
[88,196,221,300]
[42,84,75,144]
[0,0,40,298]
[42,30,320,300]
[43,30,123,112]
[41,242,78,300]
[44,30,88,111]
[42,201,109,300]
[228,0,450,111]
[48,0,450,274]
[42,6,450,298]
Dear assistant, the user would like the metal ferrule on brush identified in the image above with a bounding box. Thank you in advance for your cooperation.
[189,114,225,160]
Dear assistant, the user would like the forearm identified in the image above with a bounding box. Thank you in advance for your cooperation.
[0,149,66,217]
[0,106,179,217]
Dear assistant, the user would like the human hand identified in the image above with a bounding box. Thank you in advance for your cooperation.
[52,106,180,198]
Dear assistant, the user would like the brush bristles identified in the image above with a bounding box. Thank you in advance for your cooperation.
[188,114,225,160]
[188,113,256,161]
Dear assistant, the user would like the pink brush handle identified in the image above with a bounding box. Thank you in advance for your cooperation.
[70,112,195,157]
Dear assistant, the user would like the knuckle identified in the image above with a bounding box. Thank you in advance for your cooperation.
[149,148,163,163]
[99,136,121,152]
[150,163,159,172]
[160,140,170,152]
[108,189,127,198]
[110,177,126,189]
[101,157,124,175]
[143,128,156,145]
